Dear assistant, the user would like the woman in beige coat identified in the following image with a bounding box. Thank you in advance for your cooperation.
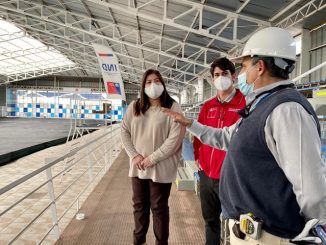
[121,69,185,245]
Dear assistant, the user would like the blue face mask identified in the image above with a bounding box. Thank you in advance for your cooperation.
[237,72,254,96]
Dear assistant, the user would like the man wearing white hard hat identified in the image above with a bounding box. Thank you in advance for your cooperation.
[162,27,326,244]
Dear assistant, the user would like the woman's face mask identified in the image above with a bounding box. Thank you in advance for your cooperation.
[145,82,164,99]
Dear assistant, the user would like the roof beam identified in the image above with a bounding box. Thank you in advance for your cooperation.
[132,0,146,70]
[0,12,201,80]
[269,0,303,21]
[22,27,198,78]
[60,51,189,88]
[0,55,75,74]
[0,64,77,84]
[275,0,326,29]
[0,0,225,66]
[8,31,190,88]
[79,0,138,82]
[0,46,50,61]
[86,0,270,46]
[236,0,251,14]
[171,0,207,76]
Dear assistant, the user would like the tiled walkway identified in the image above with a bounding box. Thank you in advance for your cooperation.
[56,150,205,245]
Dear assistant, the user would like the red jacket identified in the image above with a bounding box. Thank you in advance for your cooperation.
[193,89,246,179]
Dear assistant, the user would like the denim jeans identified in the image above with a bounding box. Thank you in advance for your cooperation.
[199,170,222,245]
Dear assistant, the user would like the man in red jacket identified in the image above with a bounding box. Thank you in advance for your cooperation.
[194,57,245,245]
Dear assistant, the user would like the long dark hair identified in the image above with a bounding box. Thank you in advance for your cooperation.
[134,69,175,116]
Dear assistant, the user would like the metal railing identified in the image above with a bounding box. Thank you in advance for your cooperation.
[0,124,121,244]
[293,61,326,84]
[294,61,326,91]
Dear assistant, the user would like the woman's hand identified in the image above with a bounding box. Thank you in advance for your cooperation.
[132,155,145,170]
[141,157,154,168]
[161,108,193,127]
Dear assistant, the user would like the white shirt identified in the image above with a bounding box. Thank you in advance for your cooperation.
[188,80,326,222]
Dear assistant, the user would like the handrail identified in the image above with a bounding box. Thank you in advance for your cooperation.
[0,124,121,244]
[293,61,326,83]
[0,125,119,196]
[0,127,119,217]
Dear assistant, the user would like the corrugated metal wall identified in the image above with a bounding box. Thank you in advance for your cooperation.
[310,25,326,81]
[286,26,326,83]
[0,85,6,106]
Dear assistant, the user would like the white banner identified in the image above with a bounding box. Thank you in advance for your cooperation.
[92,43,126,101]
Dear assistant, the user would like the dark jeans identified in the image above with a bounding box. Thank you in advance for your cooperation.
[199,170,222,245]
[132,177,172,245]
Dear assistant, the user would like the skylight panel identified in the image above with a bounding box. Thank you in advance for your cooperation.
[0,19,75,76]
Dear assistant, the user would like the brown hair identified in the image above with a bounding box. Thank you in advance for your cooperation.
[134,69,175,116]
[210,57,236,77]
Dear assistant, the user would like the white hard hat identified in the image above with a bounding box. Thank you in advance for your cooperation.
[231,27,296,63]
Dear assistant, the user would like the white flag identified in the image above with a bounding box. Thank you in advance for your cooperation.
[92,43,126,101]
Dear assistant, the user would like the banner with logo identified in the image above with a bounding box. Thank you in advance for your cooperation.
[92,43,126,100]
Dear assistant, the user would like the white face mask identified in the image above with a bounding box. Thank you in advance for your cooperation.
[214,76,232,91]
[145,83,164,99]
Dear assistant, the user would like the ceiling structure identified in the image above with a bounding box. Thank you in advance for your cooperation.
[0,0,325,93]
[0,19,76,79]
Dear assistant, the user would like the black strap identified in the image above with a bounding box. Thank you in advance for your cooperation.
[238,84,294,118]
